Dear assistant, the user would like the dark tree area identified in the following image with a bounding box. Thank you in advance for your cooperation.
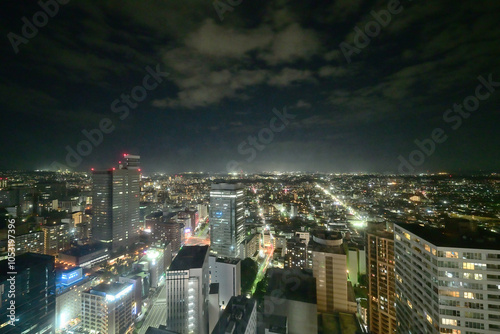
[240,257,258,294]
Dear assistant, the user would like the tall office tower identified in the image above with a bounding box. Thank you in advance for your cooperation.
[81,282,134,334]
[366,230,396,334]
[395,223,500,334]
[209,183,245,258]
[166,245,209,334]
[0,253,56,334]
[92,155,140,253]
[309,231,357,314]
[209,256,241,309]
[211,296,257,334]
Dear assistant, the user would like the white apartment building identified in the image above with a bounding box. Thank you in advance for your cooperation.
[81,282,134,334]
[395,223,500,334]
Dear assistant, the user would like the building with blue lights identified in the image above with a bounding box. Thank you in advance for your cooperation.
[209,183,245,258]
[55,267,94,332]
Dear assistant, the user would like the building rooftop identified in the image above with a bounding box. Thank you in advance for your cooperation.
[320,312,363,334]
[214,256,241,265]
[169,245,208,271]
[212,296,256,334]
[396,222,500,250]
[211,183,244,190]
[145,325,179,334]
[60,243,107,257]
[89,282,133,297]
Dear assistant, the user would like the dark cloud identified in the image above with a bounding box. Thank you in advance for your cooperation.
[0,0,498,172]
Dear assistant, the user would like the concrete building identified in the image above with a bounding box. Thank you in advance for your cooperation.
[209,183,245,258]
[285,240,307,269]
[309,231,357,314]
[395,223,500,334]
[166,245,210,334]
[13,231,44,255]
[0,253,56,334]
[209,256,241,309]
[212,296,257,334]
[367,230,396,334]
[81,282,134,334]
[55,267,93,331]
[208,283,220,334]
[151,217,184,253]
[240,233,261,259]
[41,222,71,255]
[92,155,140,253]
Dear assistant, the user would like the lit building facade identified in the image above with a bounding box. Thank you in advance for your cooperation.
[41,222,71,255]
[81,282,134,334]
[55,267,93,331]
[395,223,500,334]
[209,183,245,258]
[92,156,140,253]
[166,245,209,334]
[366,230,396,334]
[310,231,357,314]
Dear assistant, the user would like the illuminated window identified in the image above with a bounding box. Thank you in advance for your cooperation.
[426,314,433,324]
[403,233,411,240]
[463,262,475,270]
[474,273,483,280]
[446,251,458,258]
[441,318,457,326]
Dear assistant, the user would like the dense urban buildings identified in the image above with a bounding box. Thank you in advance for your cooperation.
[209,183,245,258]
[0,170,499,334]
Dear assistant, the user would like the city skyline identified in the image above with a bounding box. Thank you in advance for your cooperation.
[1,1,499,173]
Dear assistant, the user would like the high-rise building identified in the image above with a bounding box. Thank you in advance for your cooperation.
[366,230,396,334]
[0,253,56,334]
[395,223,500,334]
[92,155,140,253]
[81,282,134,334]
[211,296,257,334]
[166,245,209,334]
[209,256,241,309]
[285,240,307,269]
[309,231,357,314]
[55,266,93,331]
[209,183,245,258]
[152,218,184,253]
[41,222,71,255]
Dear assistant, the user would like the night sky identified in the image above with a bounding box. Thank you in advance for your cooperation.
[1,0,499,173]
